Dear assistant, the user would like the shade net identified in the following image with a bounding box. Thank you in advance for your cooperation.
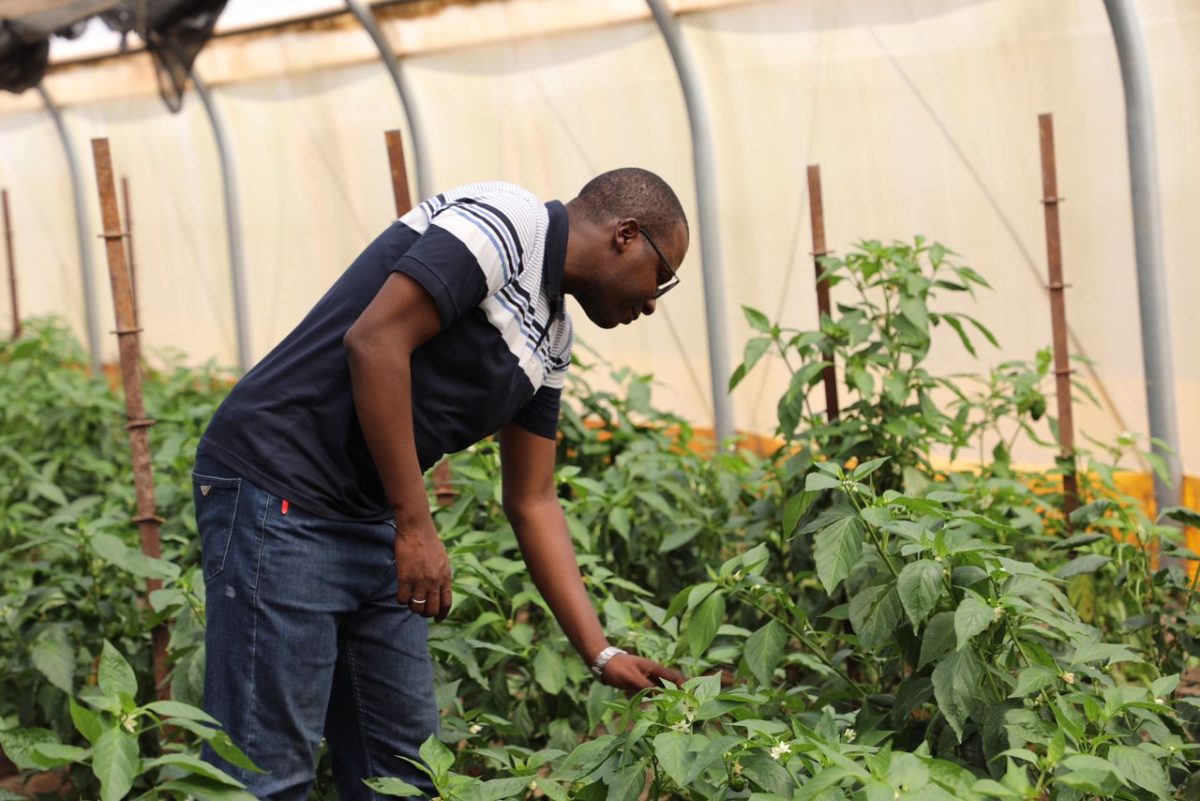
[0,0,227,110]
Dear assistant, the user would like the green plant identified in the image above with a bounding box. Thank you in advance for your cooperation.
[0,642,258,801]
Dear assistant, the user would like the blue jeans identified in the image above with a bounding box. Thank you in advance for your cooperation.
[193,454,438,800]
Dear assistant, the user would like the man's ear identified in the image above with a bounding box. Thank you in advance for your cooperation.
[614,218,638,252]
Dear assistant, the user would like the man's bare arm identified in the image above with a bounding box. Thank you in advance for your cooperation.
[499,422,685,691]
[344,272,452,620]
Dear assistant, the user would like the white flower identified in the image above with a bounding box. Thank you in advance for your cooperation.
[121,714,137,733]
[671,719,690,733]
[1062,672,1076,685]
[468,723,483,734]
[528,780,538,790]
[768,741,791,761]
[843,728,857,743]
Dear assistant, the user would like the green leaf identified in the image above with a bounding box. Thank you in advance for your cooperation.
[743,620,786,686]
[805,472,841,492]
[932,649,983,742]
[851,456,890,481]
[418,735,455,780]
[70,698,103,744]
[813,515,864,593]
[1161,506,1200,527]
[1107,745,1172,799]
[30,743,89,768]
[0,728,60,771]
[144,700,220,725]
[159,777,259,801]
[1056,554,1111,578]
[954,592,995,650]
[91,532,181,580]
[942,315,976,357]
[743,306,772,333]
[31,480,68,506]
[603,762,647,801]
[782,491,815,538]
[608,507,631,540]
[848,584,902,650]
[1057,754,1122,794]
[93,727,139,801]
[687,590,726,657]
[31,626,75,694]
[533,648,567,695]
[919,611,956,668]
[731,337,772,390]
[897,559,944,628]
[143,753,245,787]
[98,641,138,701]
[1009,665,1057,699]
[206,730,264,773]
[652,732,690,787]
[899,296,929,332]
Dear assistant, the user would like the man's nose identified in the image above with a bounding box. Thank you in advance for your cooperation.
[642,297,657,316]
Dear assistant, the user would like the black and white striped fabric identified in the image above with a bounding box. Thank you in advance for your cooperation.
[199,182,573,521]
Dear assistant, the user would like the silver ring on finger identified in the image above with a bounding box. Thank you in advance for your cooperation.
[410,598,428,606]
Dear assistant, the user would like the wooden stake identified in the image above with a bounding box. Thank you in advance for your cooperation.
[384,130,456,506]
[807,165,840,421]
[385,129,413,219]
[2,189,18,339]
[90,139,170,699]
[120,176,139,328]
[1037,114,1080,524]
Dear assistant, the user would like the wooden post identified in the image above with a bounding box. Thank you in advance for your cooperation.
[807,165,840,421]
[120,176,139,328]
[90,139,170,699]
[2,189,18,339]
[1037,114,1080,524]
[384,130,456,506]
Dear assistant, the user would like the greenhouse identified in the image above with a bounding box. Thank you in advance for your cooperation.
[0,1,1197,799]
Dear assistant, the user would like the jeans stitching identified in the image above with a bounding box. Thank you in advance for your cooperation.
[241,488,274,766]
[344,636,379,798]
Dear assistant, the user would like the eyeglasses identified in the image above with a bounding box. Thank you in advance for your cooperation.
[640,228,680,299]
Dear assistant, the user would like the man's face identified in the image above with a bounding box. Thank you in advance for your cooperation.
[578,219,688,329]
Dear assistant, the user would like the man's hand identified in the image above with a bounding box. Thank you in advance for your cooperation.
[600,653,686,693]
[393,519,453,621]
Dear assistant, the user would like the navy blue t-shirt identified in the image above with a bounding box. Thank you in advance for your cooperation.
[199,183,574,521]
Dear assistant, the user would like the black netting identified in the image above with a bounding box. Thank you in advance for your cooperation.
[1,0,227,108]
[0,21,49,93]
[102,0,227,112]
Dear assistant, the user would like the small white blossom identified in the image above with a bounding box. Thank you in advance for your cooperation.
[1062,672,1076,685]
[843,728,857,743]
[468,723,483,734]
[768,741,791,761]
[993,606,1004,621]
[121,715,137,733]
[1155,697,1165,706]
[671,719,690,733]
[528,780,538,790]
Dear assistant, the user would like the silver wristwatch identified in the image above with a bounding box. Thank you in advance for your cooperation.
[590,645,627,677]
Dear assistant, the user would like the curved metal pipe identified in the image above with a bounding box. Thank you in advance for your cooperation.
[644,0,735,444]
[37,83,102,374]
[191,70,253,372]
[1102,0,1182,511]
[345,0,432,200]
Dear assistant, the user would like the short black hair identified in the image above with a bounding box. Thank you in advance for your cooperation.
[577,168,689,240]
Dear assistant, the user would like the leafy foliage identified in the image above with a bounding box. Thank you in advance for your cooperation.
[3,230,1199,801]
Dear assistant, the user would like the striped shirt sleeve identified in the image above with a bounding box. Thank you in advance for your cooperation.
[391,187,539,327]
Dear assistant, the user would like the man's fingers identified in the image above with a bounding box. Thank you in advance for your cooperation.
[436,586,453,622]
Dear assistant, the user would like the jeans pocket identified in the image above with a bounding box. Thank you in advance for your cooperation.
[193,472,242,582]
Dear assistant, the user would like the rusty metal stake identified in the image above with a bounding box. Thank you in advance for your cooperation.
[807,165,840,422]
[2,189,18,339]
[1037,114,1080,525]
[384,130,455,506]
[90,139,170,699]
[120,176,139,329]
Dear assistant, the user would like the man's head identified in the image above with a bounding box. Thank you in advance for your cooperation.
[563,168,689,329]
